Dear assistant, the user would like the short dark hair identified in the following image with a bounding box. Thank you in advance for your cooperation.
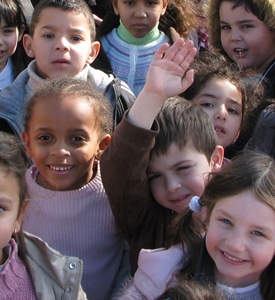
[153,97,217,163]
[29,0,96,40]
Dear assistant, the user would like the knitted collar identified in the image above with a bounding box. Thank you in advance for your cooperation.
[117,19,161,45]
[27,60,90,93]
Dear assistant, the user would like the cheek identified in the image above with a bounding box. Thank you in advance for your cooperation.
[150,181,163,203]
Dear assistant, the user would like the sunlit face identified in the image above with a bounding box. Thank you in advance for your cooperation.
[147,142,222,213]
[0,19,23,70]
[219,1,275,72]
[112,0,167,38]
[23,95,108,191]
[23,8,99,78]
[206,190,275,287]
[192,78,242,148]
[0,171,21,264]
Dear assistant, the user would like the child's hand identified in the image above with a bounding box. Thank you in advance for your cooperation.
[144,39,197,100]
[127,39,196,129]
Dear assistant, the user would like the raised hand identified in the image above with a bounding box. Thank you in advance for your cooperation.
[143,38,197,101]
[128,39,197,129]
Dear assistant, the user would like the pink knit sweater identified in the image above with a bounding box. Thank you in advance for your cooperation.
[0,239,37,300]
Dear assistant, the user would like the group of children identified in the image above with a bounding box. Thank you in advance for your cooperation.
[0,0,275,299]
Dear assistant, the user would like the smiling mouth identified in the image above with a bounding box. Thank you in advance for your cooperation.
[222,251,245,262]
[234,48,247,57]
[50,165,73,171]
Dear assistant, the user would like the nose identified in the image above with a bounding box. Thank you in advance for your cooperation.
[224,230,246,253]
[50,141,70,157]
[134,3,146,18]
[215,105,227,121]
[55,37,70,51]
[229,28,242,42]
[165,177,181,193]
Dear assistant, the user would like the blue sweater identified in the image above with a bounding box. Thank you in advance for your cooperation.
[101,27,169,96]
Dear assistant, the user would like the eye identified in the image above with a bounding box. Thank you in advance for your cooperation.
[220,25,231,30]
[125,0,134,5]
[71,36,82,42]
[228,107,240,115]
[200,102,214,108]
[148,173,161,182]
[178,165,191,171]
[43,34,54,39]
[3,28,15,34]
[252,230,265,237]
[0,206,4,212]
[220,218,232,226]
[38,135,52,141]
[242,24,253,29]
[71,136,86,142]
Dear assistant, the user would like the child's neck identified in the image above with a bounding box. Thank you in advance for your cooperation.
[117,20,161,45]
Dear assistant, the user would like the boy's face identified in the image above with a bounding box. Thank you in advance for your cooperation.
[147,141,223,213]
[219,1,275,73]
[192,78,242,148]
[23,8,99,78]
[112,0,167,38]
[22,95,110,191]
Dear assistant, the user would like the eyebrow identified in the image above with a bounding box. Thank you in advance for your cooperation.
[39,25,86,33]
[216,209,273,233]
[220,19,257,25]
[147,159,193,173]
[197,93,242,105]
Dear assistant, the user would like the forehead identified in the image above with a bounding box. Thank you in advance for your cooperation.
[148,141,208,170]
[197,78,243,104]
[36,7,90,29]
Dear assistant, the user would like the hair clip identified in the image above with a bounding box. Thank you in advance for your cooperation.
[189,196,202,212]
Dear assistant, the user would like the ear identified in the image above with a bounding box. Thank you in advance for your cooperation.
[96,134,111,160]
[23,34,35,58]
[112,0,119,15]
[86,41,100,64]
[22,131,33,158]
[14,201,28,234]
[18,25,25,42]
[161,0,169,15]
[210,145,224,171]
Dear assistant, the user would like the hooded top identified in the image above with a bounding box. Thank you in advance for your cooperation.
[208,0,275,54]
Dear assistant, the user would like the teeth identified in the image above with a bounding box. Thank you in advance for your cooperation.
[50,166,72,171]
[223,251,243,262]
[215,128,222,132]
[235,48,245,53]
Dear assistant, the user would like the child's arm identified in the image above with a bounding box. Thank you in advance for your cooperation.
[128,39,196,129]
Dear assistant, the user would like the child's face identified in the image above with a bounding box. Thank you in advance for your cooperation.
[192,78,242,148]
[219,1,275,72]
[147,141,223,213]
[0,19,23,70]
[112,0,167,38]
[206,189,275,287]
[23,8,99,78]
[0,171,21,264]
[22,96,110,191]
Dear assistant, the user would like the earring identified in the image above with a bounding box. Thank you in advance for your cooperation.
[13,228,17,235]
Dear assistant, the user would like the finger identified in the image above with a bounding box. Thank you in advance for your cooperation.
[183,69,195,88]
[153,42,170,61]
[179,47,197,70]
[162,38,186,61]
